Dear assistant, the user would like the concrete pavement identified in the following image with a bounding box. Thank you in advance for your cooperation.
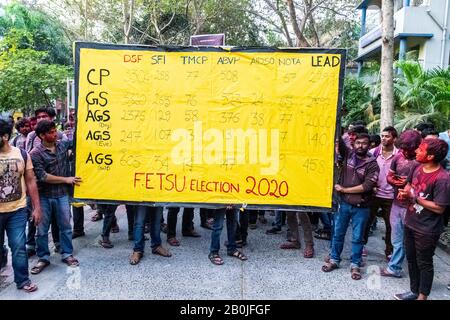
[1,206,449,300]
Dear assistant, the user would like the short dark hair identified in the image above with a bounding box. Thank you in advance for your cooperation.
[398,130,422,151]
[370,134,381,146]
[355,132,370,142]
[349,125,369,134]
[352,120,366,127]
[15,118,30,131]
[423,138,449,163]
[0,119,13,139]
[35,120,56,138]
[414,122,434,133]
[382,126,398,138]
[34,107,56,119]
[421,128,439,139]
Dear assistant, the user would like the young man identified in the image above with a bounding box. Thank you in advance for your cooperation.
[363,126,398,259]
[380,130,421,278]
[26,107,67,153]
[321,133,379,280]
[166,207,200,247]
[29,120,81,274]
[208,206,247,265]
[0,120,41,292]
[10,118,31,150]
[345,124,368,149]
[279,211,315,258]
[129,205,171,265]
[25,107,67,256]
[394,138,450,300]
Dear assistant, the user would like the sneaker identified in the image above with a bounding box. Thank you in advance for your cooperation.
[394,291,418,300]
[266,227,281,235]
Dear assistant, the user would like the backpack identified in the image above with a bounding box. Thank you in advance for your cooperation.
[19,148,28,168]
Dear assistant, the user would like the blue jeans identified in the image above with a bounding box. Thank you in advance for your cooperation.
[320,211,332,232]
[387,203,407,276]
[37,195,73,261]
[133,206,162,252]
[210,208,238,254]
[98,204,118,238]
[330,201,370,268]
[0,208,31,288]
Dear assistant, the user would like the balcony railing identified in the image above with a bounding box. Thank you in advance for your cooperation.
[360,26,382,48]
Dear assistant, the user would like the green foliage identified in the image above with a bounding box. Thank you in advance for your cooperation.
[342,77,372,128]
[0,29,70,113]
[0,3,71,65]
[394,61,450,132]
[343,61,450,133]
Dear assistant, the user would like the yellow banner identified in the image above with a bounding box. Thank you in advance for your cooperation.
[74,43,344,208]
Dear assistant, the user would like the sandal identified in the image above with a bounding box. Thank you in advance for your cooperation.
[30,260,50,274]
[19,283,38,293]
[62,255,79,267]
[167,237,180,246]
[321,262,338,272]
[280,241,301,249]
[351,267,362,280]
[208,253,224,265]
[303,245,314,258]
[98,238,114,249]
[152,245,172,257]
[129,251,143,265]
[227,249,248,261]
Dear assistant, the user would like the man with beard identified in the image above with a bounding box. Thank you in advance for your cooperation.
[394,138,450,300]
[363,126,398,260]
[321,133,379,281]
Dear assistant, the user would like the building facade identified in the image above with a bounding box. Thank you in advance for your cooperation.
[356,0,450,71]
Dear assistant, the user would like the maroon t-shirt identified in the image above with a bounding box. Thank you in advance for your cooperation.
[390,152,419,207]
[405,165,450,234]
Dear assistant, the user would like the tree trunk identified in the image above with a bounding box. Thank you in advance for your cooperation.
[286,0,310,47]
[380,0,394,129]
[123,0,134,44]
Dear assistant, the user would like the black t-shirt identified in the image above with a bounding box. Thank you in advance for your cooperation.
[405,165,450,234]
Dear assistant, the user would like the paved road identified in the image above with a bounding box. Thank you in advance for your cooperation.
[1,206,449,300]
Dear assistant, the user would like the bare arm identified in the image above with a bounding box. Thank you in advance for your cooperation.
[24,168,42,225]
[44,174,81,186]
[335,184,365,194]
[416,198,446,214]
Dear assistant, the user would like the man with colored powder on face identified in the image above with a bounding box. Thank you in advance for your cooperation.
[380,130,421,278]
[394,138,450,300]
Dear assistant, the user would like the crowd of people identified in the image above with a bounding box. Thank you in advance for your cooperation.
[0,108,449,300]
